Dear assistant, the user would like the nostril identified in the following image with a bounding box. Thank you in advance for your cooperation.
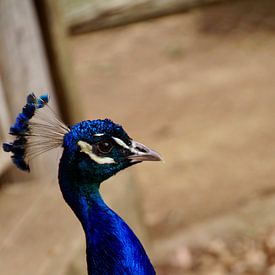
[136,146,148,153]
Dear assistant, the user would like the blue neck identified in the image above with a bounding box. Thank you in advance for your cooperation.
[58,161,155,274]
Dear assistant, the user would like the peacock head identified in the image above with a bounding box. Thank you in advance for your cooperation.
[3,94,162,184]
[61,118,161,183]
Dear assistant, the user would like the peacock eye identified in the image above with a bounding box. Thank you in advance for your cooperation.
[97,141,113,154]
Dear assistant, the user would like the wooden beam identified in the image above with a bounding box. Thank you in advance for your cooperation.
[65,0,225,34]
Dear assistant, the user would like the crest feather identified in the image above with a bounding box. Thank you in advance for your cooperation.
[2,93,69,171]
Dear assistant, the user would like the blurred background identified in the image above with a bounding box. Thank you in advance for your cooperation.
[1,0,275,274]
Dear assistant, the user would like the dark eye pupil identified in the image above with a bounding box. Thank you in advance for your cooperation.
[98,141,113,153]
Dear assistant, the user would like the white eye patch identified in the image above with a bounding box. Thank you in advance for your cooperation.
[112,137,130,150]
[77,140,115,164]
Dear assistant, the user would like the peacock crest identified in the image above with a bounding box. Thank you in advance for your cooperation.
[2,93,69,171]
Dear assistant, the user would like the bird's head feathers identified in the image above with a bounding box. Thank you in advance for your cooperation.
[61,119,162,183]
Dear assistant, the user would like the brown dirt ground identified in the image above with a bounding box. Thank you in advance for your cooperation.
[69,0,275,273]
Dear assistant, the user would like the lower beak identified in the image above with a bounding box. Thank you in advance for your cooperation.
[127,141,163,162]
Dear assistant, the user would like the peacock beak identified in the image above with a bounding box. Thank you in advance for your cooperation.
[127,141,163,162]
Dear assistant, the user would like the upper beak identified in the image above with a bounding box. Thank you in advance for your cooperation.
[127,141,163,162]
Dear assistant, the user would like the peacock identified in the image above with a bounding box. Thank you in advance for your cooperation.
[3,93,162,275]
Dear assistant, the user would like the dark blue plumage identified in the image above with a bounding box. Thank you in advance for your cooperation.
[3,94,162,275]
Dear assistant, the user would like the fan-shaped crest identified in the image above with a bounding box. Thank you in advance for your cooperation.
[2,93,69,171]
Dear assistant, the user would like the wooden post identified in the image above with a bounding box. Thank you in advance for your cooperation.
[0,76,12,175]
[34,0,84,125]
[0,0,59,179]
[0,0,55,117]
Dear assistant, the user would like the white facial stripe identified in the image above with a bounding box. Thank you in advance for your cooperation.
[112,137,130,150]
[131,141,137,152]
[112,137,142,155]
[94,133,105,137]
[77,140,115,164]
[129,140,140,154]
